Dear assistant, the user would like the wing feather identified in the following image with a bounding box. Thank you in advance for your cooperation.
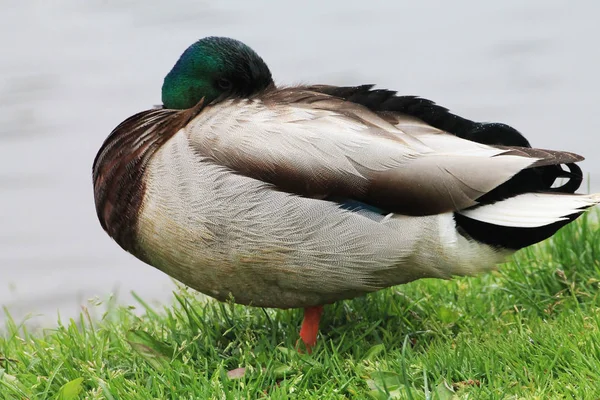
[185,90,550,215]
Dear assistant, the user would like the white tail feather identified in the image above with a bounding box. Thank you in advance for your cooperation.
[458,193,600,228]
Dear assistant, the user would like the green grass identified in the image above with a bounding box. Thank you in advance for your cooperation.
[2,214,600,399]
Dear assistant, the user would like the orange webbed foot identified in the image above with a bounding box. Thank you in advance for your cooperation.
[297,305,324,354]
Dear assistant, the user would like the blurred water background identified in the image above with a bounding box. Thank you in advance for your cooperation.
[2,0,599,327]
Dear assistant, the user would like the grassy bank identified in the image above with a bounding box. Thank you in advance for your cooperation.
[2,214,600,399]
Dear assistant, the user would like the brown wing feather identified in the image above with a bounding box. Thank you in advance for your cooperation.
[186,89,570,216]
[308,84,585,200]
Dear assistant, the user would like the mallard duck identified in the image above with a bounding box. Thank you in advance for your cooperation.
[93,36,599,352]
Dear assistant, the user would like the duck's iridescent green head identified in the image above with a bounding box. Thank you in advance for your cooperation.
[162,37,274,109]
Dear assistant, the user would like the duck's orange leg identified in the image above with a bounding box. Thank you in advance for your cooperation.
[298,305,324,353]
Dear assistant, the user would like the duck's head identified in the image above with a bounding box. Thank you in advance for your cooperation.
[162,37,274,109]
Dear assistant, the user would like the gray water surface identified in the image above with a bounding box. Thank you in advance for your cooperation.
[2,1,600,327]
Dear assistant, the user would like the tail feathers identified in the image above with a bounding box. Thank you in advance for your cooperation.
[454,193,600,250]
[496,146,584,168]
[458,193,600,228]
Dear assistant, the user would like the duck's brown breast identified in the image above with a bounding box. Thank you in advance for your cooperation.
[92,107,201,259]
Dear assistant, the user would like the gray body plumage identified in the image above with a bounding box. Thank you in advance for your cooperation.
[138,129,508,308]
[94,89,599,309]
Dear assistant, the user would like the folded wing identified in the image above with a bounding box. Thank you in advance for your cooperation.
[184,89,582,216]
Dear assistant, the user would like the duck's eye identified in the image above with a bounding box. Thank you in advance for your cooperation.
[217,78,233,90]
